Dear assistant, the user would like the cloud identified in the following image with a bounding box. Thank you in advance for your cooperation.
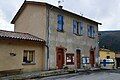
[0,0,120,31]
[0,8,14,31]
[60,0,120,31]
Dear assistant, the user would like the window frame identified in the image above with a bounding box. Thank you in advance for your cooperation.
[73,20,83,36]
[79,22,83,35]
[82,57,89,64]
[66,53,75,65]
[23,50,35,65]
[87,25,95,38]
[57,15,64,32]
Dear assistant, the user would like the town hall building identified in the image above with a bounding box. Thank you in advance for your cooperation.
[0,0,101,74]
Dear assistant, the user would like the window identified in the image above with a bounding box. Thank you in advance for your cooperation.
[57,15,64,32]
[87,25,95,38]
[23,50,35,64]
[73,20,83,35]
[73,20,78,34]
[82,57,89,64]
[106,56,110,59]
[66,54,74,65]
[79,22,83,35]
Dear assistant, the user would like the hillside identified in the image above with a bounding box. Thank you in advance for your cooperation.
[99,31,120,52]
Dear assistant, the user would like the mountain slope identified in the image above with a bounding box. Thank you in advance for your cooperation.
[99,31,120,52]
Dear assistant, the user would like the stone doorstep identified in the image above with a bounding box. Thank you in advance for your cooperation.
[40,69,69,77]
[90,68,101,71]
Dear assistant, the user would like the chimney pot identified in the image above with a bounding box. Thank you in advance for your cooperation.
[59,5,63,9]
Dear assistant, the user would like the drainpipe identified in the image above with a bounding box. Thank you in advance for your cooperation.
[45,44,49,70]
[45,6,50,70]
[45,5,54,70]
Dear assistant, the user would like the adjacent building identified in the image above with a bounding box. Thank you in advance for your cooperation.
[115,52,120,68]
[99,49,116,69]
[0,30,45,75]
[99,49,116,60]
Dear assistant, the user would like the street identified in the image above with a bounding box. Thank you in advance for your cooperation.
[36,70,120,80]
[55,72,120,80]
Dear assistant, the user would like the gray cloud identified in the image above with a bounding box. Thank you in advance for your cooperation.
[0,0,120,31]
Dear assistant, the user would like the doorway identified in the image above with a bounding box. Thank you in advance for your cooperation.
[56,48,64,69]
[76,49,81,68]
[90,50,95,67]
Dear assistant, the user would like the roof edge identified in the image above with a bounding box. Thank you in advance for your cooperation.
[0,30,45,42]
[11,1,102,25]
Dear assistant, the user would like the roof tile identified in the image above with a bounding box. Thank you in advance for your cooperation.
[0,30,45,42]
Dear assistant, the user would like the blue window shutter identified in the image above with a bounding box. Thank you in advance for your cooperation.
[87,26,90,36]
[93,27,95,37]
[57,15,64,31]
[88,26,95,37]
[73,20,77,34]
[79,22,83,35]
[90,26,93,37]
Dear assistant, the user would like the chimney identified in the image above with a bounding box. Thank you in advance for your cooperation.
[59,5,63,9]
[58,0,63,9]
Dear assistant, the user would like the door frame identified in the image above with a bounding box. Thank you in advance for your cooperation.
[56,47,65,69]
[76,49,81,69]
[90,49,95,67]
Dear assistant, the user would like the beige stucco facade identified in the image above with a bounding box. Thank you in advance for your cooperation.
[14,3,47,40]
[0,39,45,72]
[99,49,115,60]
[12,1,100,70]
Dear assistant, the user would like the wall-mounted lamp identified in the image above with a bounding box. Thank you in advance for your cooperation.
[64,48,67,52]
[10,53,16,56]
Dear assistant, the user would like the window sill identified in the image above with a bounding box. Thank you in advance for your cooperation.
[57,29,64,33]
[74,33,83,36]
[66,63,74,65]
[66,64,74,65]
[82,63,89,64]
[22,63,36,65]
[88,36,95,39]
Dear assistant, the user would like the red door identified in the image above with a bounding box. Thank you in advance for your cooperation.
[76,50,81,69]
[90,50,95,67]
[56,48,64,69]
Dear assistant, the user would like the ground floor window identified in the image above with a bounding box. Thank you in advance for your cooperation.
[106,56,110,59]
[23,50,35,63]
[66,54,74,65]
[82,57,89,64]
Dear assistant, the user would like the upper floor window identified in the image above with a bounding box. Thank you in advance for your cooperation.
[57,15,64,32]
[23,50,35,64]
[73,20,83,35]
[79,22,83,35]
[87,25,95,38]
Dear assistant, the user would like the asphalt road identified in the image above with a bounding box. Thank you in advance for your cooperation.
[35,69,120,80]
[55,72,120,80]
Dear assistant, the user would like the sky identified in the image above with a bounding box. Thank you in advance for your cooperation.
[0,0,120,31]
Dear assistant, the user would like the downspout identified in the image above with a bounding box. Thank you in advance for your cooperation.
[45,5,50,70]
[46,5,53,70]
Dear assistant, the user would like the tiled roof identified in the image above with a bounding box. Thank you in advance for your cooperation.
[0,30,45,42]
